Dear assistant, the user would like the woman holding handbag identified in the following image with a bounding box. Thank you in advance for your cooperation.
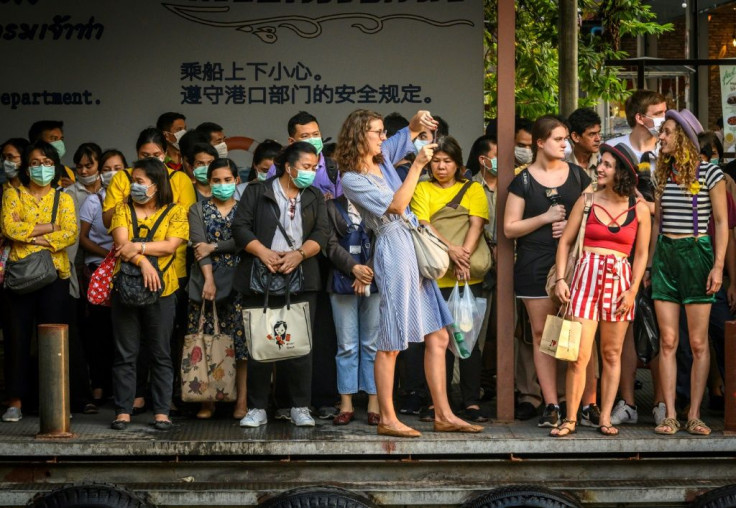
[232,142,329,428]
[186,158,247,420]
[109,157,189,430]
[336,109,482,437]
[409,136,491,422]
[0,140,78,423]
[552,143,650,437]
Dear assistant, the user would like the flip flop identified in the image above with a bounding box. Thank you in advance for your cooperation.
[550,419,577,437]
[599,425,619,436]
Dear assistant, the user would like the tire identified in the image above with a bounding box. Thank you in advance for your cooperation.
[28,484,152,508]
[691,484,736,508]
[462,485,582,508]
[259,486,376,508]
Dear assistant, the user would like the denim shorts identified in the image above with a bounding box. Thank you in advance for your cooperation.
[651,235,716,305]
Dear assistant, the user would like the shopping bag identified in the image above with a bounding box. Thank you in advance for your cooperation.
[87,249,116,306]
[634,288,659,364]
[446,281,484,359]
[540,304,581,361]
[181,302,236,402]
[243,286,312,362]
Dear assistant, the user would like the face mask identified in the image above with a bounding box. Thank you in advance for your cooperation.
[77,173,99,186]
[3,160,19,179]
[257,171,268,182]
[50,140,66,159]
[130,182,153,204]
[414,138,429,153]
[29,165,56,186]
[303,137,323,155]
[158,155,166,163]
[290,167,316,189]
[514,146,533,165]
[648,116,665,137]
[171,129,186,151]
[710,158,720,166]
[214,142,228,159]
[211,183,236,201]
[193,165,209,184]
[101,171,116,188]
[482,157,498,176]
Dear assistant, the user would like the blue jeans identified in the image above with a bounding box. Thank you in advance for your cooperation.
[330,293,380,395]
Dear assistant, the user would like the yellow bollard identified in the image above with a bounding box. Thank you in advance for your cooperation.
[37,324,73,438]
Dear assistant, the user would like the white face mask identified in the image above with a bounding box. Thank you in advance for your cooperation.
[214,142,228,159]
[647,116,665,137]
[171,129,187,150]
[514,146,533,165]
[101,170,116,188]
[414,138,430,154]
[77,173,99,186]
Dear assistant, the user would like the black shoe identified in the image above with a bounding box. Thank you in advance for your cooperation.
[463,407,490,423]
[153,419,173,431]
[418,406,435,422]
[83,403,99,415]
[399,392,424,415]
[111,419,128,430]
[538,404,560,428]
[515,402,539,421]
[580,403,601,427]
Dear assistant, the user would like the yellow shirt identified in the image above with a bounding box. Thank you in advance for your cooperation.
[103,167,196,278]
[1,186,78,279]
[110,202,189,297]
[410,180,489,288]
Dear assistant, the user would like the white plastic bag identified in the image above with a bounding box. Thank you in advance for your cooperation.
[446,281,484,359]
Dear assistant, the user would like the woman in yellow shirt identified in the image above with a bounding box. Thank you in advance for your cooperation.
[109,158,189,431]
[410,136,490,423]
[0,140,78,423]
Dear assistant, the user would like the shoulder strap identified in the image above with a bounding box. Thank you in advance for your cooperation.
[146,203,176,241]
[325,157,339,185]
[270,202,296,249]
[446,181,473,209]
[50,189,61,224]
[575,193,594,258]
[128,202,140,238]
[333,198,355,227]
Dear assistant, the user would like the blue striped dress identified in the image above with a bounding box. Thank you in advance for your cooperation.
[341,127,453,352]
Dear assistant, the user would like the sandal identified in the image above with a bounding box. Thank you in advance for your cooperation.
[654,417,680,435]
[550,418,577,437]
[599,425,619,436]
[685,418,711,436]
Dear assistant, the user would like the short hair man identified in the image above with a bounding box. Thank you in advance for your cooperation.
[566,107,602,183]
[156,112,187,170]
[607,90,667,172]
[195,122,228,158]
[514,118,533,166]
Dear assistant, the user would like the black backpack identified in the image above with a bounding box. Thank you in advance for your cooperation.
[114,202,175,307]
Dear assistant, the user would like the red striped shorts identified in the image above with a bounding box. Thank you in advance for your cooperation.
[568,252,634,322]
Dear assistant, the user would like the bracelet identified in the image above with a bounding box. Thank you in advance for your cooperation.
[134,255,143,267]
[140,243,146,255]
[554,277,565,283]
[297,248,307,259]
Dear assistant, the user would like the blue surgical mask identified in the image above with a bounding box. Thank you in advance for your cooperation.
[130,182,153,204]
[50,140,66,159]
[257,171,268,182]
[483,157,498,176]
[193,165,209,184]
[303,137,323,155]
[710,158,720,166]
[29,165,56,186]
[414,138,429,153]
[211,183,236,201]
[290,168,316,189]
[3,160,19,179]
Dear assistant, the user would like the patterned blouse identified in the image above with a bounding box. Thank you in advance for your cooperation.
[1,186,78,279]
[202,199,240,270]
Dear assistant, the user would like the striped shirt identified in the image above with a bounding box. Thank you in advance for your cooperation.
[660,162,724,235]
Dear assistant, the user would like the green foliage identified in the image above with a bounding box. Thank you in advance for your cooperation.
[484,0,673,121]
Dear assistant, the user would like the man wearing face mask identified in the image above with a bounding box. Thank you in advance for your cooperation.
[28,120,76,188]
[513,118,534,168]
[196,122,229,160]
[186,143,218,201]
[157,112,187,172]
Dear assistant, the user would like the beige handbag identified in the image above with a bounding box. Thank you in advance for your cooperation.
[243,285,312,362]
[181,302,236,402]
[403,216,450,280]
[540,303,581,362]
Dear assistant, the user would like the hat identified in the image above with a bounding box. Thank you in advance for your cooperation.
[665,108,703,150]
[600,142,639,182]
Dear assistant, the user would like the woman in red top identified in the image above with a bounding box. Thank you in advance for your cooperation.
[552,143,651,437]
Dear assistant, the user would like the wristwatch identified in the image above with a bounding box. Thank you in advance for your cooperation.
[297,248,307,259]
[30,237,37,245]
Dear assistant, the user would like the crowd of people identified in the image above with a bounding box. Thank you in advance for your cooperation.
[0,91,731,438]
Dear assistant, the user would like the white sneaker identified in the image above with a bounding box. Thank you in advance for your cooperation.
[290,407,315,427]
[610,400,638,425]
[239,408,267,428]
[652,402,666,426]
[1,407,22,422]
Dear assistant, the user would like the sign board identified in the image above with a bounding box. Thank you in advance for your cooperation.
[0,0,482,168]
[721,65,736,154]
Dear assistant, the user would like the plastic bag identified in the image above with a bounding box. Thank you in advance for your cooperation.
[446,281,484,359]
[633,288,659,364]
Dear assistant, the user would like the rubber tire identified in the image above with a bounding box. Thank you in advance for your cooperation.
[259,486,376,508]
[462,485,582,508]
[691,484,736,508]
[28,484,152,508]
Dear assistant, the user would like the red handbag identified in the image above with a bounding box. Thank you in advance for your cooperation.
[87,249,116,306]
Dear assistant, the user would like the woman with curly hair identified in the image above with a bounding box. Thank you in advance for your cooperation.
[646,109,727,436]
[552,143,651,437]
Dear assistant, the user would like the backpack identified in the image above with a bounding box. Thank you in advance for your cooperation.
[114,202,175,307]
[331,199,377,295]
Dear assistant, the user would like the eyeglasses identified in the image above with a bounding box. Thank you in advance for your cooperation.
[366,129,387,137]
[30,159,55,167]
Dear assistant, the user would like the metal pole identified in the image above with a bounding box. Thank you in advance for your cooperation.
[37,324,72,438]
[496,0,515,423]
[558,0,578,116]
[725,321,736,434]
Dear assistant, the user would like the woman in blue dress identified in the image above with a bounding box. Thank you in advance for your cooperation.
[335,109,483,437]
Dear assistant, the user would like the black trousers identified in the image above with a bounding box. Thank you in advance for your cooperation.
[82,286,114,396]
[244,292,317,410]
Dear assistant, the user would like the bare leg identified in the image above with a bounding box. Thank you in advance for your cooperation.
[375,350,415,431]
[598,321,630,428]
[233,360,247,418]
[339,394,354,413]
[522,298,561,406]
[654,301,680,427]
[425,328,472,426]
[684,303,712,425]
[618,324,638,406]
[582,345,598,407]
[367,394,379,414]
